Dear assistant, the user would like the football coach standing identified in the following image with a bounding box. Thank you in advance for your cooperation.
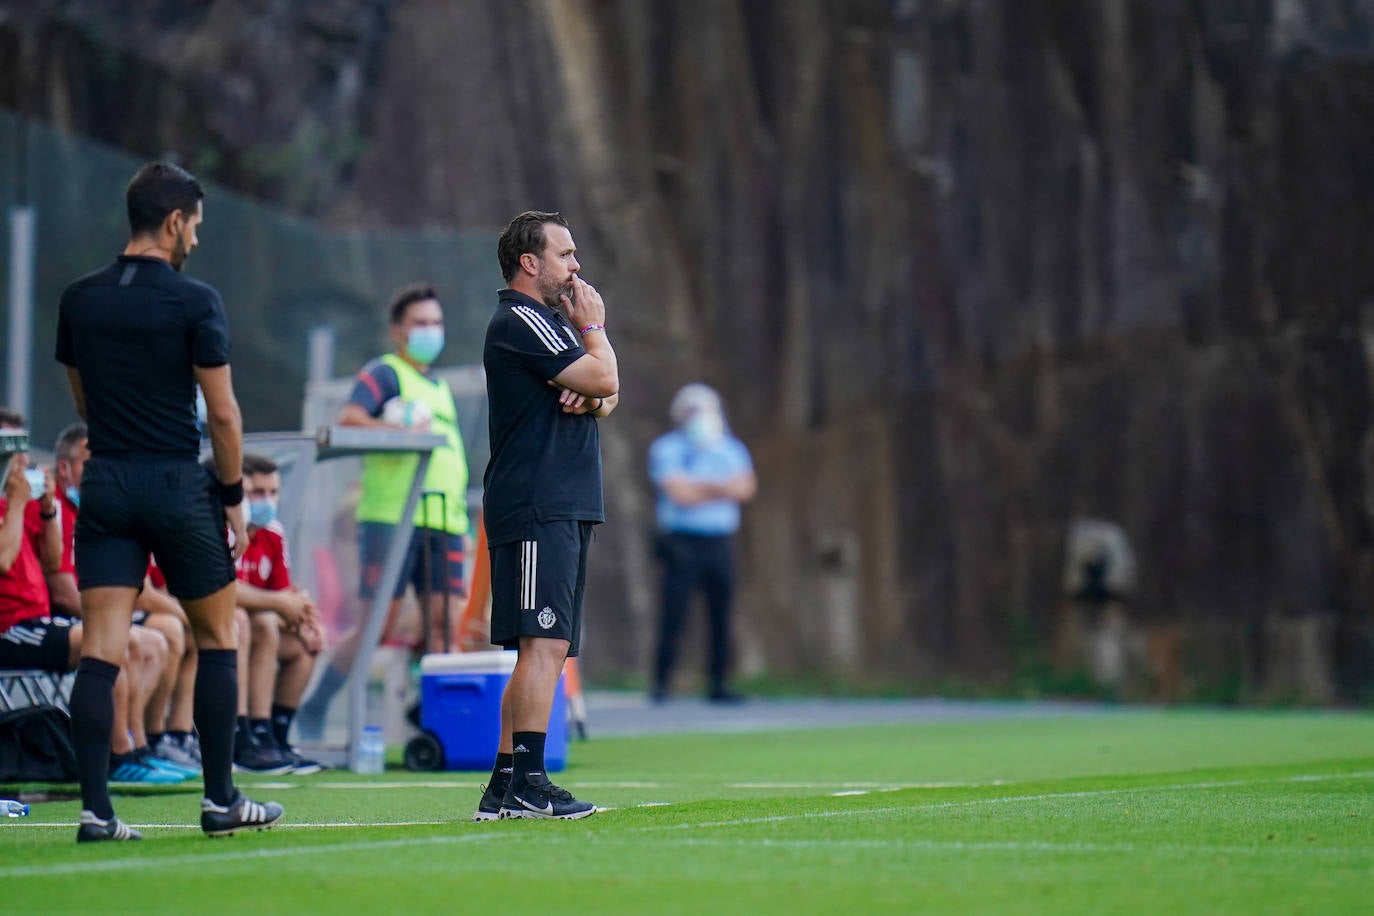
[473,211,619,821]
[56,162,284,841]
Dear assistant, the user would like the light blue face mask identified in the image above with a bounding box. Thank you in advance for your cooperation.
[248,497,278,529]
[65,485,80,509]
[406,326,445,365]
[194,386,208,433]
[685,411,725,446]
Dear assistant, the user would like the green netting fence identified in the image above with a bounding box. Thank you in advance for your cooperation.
[0,108,501,449]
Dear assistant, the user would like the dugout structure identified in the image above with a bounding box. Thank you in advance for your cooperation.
[214,425,445,772]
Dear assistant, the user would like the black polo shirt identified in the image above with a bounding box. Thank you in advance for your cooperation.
[55,255,230,458]
[482,288,604,546]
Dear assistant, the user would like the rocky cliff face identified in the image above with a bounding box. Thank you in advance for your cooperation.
[5,0,1373,698]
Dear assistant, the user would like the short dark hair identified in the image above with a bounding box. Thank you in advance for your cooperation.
[126,162,204,237]
[242,453,279,477]
[388,282,439,325]
[497,211,569,282]
[0,407,24,428]
[53,422,88,463]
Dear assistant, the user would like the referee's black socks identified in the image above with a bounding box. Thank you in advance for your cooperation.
[69,657,120,821]
[195,649,239,806]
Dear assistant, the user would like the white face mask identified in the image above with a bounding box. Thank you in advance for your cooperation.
[685,411,724,445]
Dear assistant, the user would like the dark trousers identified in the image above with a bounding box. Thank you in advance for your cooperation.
[654,532,735,695]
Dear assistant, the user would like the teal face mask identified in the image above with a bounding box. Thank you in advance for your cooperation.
[406,326,445,365]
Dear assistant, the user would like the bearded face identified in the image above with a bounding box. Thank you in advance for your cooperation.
[535,257,574,308]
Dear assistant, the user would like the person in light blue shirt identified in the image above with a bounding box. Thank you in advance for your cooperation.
[648,384,756,703]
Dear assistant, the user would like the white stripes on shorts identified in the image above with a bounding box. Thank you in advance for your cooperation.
[520,540,538,611]
[1,617,71,646]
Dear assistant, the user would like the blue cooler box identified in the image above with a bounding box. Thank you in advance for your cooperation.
[419,651,568,771]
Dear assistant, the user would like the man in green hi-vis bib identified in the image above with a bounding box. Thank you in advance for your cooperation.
[297,282,469,739]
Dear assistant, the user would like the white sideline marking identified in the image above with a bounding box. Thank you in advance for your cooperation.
[611,836,1374,859]
[831,790,871,797]
[314,781,482,789]
[0,833,513,879]
[237,780,663,790]
[729,781,976,789]
[19,821,449,830]
[4,771,1367,879]
[637,771,1374,832]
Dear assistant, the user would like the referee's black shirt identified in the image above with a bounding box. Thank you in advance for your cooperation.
[482,288,604,547]
[55,255,230,458]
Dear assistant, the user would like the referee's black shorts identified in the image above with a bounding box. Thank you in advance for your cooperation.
[76,455,236,602]
[489,520,593,657]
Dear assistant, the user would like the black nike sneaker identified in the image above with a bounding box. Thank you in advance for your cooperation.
[232,740,295,776]
[76,810,142,843]
[499,778,596,820]
[201,792,285,837]
[473,781,509,822]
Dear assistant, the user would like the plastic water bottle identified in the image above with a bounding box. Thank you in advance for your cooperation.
[356,725,386,775]
[0,799,30,818]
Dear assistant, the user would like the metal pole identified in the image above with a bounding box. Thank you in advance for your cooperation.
[346,451,433,771]
[6,205,35,420]
[306,323,336,387]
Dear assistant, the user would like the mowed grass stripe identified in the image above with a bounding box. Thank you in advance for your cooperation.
[1,712,1370,913]
[3,768,1367,879]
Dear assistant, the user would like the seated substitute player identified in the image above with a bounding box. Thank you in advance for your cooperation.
[49,420,199,776]
[231,454,325,774]
[141,558,203,767]
[0,445,184,784]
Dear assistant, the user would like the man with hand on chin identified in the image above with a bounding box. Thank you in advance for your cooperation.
[474,210,619,821]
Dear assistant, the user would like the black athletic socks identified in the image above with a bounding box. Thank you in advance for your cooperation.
[510,732,547,789]
[195,649,238,807]
[235,715,252,748]
[249,718,273,747]
[69,657,120,820]
[489,751,514,793]
[270,704,296,748]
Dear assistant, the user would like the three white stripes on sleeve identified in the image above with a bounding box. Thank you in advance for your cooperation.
[512,306,576,354]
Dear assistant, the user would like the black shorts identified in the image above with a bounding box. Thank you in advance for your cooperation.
[489,520,593,657]
[76,456,236,602]
[0,616,75,672]
[358,522,465,600]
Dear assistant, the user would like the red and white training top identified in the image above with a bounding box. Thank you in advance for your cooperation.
[235,521,291,592]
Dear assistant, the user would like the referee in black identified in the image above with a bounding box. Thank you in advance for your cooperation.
[472,211,618,821]
[56,162,283,841]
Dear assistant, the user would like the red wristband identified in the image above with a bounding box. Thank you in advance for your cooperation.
[579,323,605,335]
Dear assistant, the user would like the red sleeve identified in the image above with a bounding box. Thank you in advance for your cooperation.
[58,499,77,575]
[266,529,292,591]
[22,500,43,553]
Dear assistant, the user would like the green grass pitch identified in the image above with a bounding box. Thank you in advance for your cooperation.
[1,708,1370,914]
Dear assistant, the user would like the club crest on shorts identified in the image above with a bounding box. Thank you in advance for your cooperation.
[537,607,558,630]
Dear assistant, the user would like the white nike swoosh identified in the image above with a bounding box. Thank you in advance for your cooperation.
[516,795,554,816]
